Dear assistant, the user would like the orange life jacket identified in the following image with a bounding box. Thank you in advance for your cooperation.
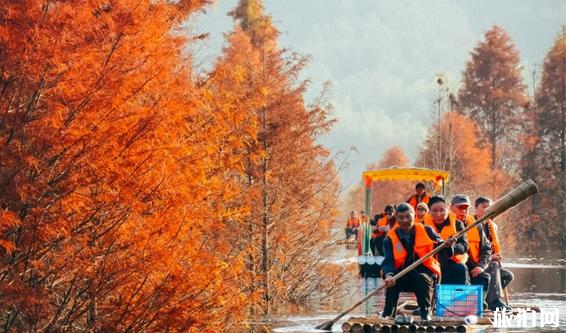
[347,216,360,228]
[386,224,441,276]
[424,213,468,264]
[463,215,482,265]
[485,220,500,255]
[408,193,430,210]
[373,216,394,238]
[415,215,425,224]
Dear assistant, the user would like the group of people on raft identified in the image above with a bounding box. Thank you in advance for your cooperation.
[344,183,514,321]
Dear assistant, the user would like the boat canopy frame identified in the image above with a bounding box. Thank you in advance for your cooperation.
[362,167,450,217]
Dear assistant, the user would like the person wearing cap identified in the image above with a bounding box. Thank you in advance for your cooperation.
[450,194,495,308]
[381,203,456,321]
[407,183,430,211]
[371,205,396,256]
[450,194,477,226]
[415,202,429,224]
[345,210,361,241]
[475,196,513,310]
[424,196,470,285]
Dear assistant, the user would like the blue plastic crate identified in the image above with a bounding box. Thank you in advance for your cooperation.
[435,284,483,317]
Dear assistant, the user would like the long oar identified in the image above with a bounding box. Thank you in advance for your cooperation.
[315,179,538,331]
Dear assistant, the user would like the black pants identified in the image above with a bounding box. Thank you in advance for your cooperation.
[440,261,469,285]
[382,270,436,317]
[467,263,490,301]
[501,268,514,289]
[371,236,385,256]
[344,227,358,241]
[486,261,503,304]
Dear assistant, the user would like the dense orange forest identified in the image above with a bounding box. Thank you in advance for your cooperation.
[1,0,566,332]
[0,0,344,331]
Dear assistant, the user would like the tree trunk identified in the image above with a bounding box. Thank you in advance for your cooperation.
[490,107,497,171]
[560,80,566,251]
[259,33,271,315]
[261,102,270,315]
[246,166,257,317]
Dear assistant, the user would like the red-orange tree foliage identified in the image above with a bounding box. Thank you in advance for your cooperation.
[0,1,253,331]
[458,25,528,172]
[218,0,344,314]
[417,112,494,198]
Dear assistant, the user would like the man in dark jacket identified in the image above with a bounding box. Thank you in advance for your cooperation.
[381,203,456,321]
[474,196,513,311]
[450,195,492,303]
[424,196,470,285]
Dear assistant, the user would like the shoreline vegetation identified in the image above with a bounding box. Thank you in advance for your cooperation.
[0,0,565,331]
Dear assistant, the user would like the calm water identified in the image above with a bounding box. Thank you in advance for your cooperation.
[263,245,566,333]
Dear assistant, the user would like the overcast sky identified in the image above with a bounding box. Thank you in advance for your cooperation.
[192,0,566,191]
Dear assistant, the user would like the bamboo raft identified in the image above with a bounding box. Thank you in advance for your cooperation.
[341,301,540,333]
[341,316,487,333]
[336,238,358,245]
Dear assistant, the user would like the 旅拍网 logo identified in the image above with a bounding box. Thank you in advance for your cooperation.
[493,308,560,328]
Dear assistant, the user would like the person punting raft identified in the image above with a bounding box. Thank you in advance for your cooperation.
[381,203,456,321]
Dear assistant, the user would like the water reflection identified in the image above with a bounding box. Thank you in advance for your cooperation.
[266,247,566,332]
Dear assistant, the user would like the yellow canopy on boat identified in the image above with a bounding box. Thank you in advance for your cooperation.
[362,167,450,184]
[361,167,450,217]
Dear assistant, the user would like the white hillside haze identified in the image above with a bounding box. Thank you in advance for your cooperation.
[193,0,566,191]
